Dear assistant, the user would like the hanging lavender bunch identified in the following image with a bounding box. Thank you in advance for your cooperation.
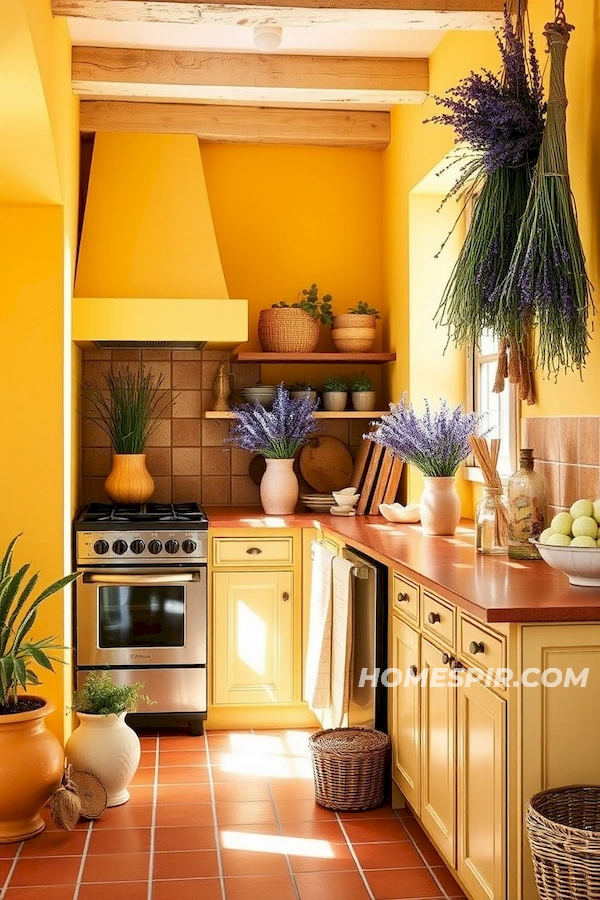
[226,383,319,459]
[428,11,545,360]
[366,395,485,477]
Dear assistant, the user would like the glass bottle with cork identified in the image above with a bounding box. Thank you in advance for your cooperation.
[507,448,548,559]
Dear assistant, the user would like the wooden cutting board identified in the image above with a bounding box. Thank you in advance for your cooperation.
[299,436,354,493]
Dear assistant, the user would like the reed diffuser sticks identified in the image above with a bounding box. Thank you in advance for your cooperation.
[468,436,509,550]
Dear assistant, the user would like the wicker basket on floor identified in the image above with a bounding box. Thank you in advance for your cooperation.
[526,785,600,900]
[309,727,390,812]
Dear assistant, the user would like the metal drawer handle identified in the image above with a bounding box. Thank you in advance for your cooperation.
[427,611,441,625]
[409,665,418,678]
[246,547,263,555]
[451,658,465,671]
[442,652,453,666]
[282,592,290,602]
[469,640,485,655]
[397,592,410,603]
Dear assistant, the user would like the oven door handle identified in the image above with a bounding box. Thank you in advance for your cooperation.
[83,573,198,585]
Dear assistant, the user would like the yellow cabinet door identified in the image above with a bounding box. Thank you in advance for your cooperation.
[420,637,456,866]
[457,678,506,900]
[389,615,421,813]
[213,571,294,705]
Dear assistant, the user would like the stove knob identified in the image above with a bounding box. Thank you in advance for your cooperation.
[148,539,163,555]
[165,540,180,554]
[93,539,109,556]
[112,540,128,555]
[182,539,197,554]
[130,540,145,555]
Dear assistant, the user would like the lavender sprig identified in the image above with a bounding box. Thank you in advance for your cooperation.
[367,395,484,477]
[226,384,319,458]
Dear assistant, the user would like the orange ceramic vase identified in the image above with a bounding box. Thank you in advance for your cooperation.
[0,698,64,843]
[104,453,154,504]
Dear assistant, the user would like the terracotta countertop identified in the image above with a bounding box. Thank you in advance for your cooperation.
[205,507,600,624]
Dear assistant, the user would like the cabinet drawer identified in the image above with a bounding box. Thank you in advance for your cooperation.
[392,572,420,625]
[213,537,294,567]
[422,592,455,649]
[458,615,506,680]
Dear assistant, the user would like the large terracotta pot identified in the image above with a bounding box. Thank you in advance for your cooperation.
[420,476,461,536]
[331,314,376,353]
[105,453,154,504]
[260,458,299,515]
[0,697,63,843]
[66,712,141,807]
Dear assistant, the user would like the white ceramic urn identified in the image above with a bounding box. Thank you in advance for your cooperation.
[65,712,141,806]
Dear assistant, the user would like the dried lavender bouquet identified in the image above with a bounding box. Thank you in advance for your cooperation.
[226,383,319,458]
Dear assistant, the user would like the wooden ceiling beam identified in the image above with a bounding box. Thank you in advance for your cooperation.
[79,100,391,148]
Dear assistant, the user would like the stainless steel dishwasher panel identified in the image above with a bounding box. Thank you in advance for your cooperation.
[344,549,378,729]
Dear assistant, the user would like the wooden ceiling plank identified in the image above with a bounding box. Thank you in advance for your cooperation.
[79,100,391,148]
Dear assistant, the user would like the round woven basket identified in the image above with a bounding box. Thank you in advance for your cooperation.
[526,785,600,900]
[331,314,376,353]
[309,727,390,811]
[258,308,320,353]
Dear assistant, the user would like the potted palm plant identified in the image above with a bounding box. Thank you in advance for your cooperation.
[82,368,175,504]
[66,672,152,807]
[258,284,333,353]
[332,302,380,353]
[0,534,79,842]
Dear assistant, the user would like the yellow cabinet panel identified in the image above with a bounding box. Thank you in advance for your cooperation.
[213,571,294,705]
[213,537,294,567]
[389,615,421,813]
[392,572,420,626]
[420,637,456,866]
[457,678,506,900]
[422,592,455,650]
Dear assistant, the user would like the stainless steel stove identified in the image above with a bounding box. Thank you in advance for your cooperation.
[74,502,209,735]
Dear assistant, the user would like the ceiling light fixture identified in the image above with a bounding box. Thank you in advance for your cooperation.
[253,25,283,52]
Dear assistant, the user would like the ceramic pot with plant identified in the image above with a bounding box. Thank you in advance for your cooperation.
[351,372,376,411]
[82,368,176,504]
[258,284,333,353]
[226,384,319,515]
[366,394,484,535]
[65,672,152,807]
[288,380,317,404]
[0,534,79,843]
[322,375,349,412]
[332,302,380,353]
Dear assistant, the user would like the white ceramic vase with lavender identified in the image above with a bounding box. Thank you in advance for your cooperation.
[260,458,299,515]
[420,476,461,536]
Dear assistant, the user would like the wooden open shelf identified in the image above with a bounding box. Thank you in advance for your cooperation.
[232,352,396,364]
[204,410,387,420]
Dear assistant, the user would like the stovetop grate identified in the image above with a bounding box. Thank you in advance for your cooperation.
[78,502,208,525]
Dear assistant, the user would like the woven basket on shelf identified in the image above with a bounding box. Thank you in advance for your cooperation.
[526,785,600,900]
[258,308,320,353]
[331,314,376,353]
[309,727,390,811]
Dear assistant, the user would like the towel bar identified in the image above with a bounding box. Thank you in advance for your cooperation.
[310,543,369,579]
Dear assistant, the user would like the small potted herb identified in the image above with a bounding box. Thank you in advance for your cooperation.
[350,372,376,411]
[322,375,349,412]
[66,672,153,808]
[288,380,317,404]
[258,284,333,353]
[332,302,380,353]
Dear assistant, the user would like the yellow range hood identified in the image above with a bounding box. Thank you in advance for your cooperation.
[73,133,248,351]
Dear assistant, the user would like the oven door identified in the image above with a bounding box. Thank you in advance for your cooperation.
[76,567,206,667]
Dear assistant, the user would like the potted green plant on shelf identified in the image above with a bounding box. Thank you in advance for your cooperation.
[332,302,380,353]
[81,368,176,504]
[65,672,153,808]
[288,380,318,404]
[350,372,376,411]
[258,284,333,354]
[0,534,79,843]
[322,375,349,412]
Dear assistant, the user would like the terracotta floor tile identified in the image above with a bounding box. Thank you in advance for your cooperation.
[88,828,151,855]
[366,867,443,900]
[281,821,345,842]
[275,800,336,823]
[131,767,155,786]
[338,806,396,821]
[154,825,217,852]
[0,844,19,859]
[152,877,223,900]
[157,784,212,805]
[91,806,153,830]
[342,818,410,844]
[127,786,154,805]
[78,882,148,900]
[290,842,357,873]
[0,859,12,884]
[153,849,219,879]
[353,841,425,870]
[139,736,158,749]
[295,870,371,900]
[206,732,251,749]
[268,779,318,801]
[159,735,207,751]
[408,838,445,868]
[20,829,88,857]
[214,781,271,802]
[431,865,466,897]
[4,887,77,900]
[215,801,277,827]
[138,751,156,768]
[155,802,213,827]
[82,853,150,884]
[10,856,81,887]
[218,823,280,845]
[224,873,297,900]
[158,750,208,767]
[157,766,210,785]
[221,848,289,876]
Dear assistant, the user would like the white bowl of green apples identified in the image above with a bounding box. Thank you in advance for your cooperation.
[533,498,600,586]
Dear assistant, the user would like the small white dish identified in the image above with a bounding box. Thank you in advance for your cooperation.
[379,503,421,524]
[329,506,356,516]
[336,487,358,495]
[332,491,360,508]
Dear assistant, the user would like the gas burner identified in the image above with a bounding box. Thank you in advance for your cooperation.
[76,502,208,529]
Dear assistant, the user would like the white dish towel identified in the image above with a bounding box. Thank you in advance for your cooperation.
[304,542,335,712]
[330,555,354,729]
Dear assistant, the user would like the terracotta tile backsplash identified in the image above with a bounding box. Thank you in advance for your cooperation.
[522,416,600,517]
[80,349,364,507]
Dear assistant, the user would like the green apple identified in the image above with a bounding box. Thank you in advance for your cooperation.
[550,512,574,536]
[546,533,572,546]
[571,535,598,548]
[539,527,554,545]
[572,516,599,540]
[593,499,600,524]
[570,498,594,519]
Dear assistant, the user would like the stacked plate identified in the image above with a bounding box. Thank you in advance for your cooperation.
[301,493,334,512]
[241,385,277,407]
